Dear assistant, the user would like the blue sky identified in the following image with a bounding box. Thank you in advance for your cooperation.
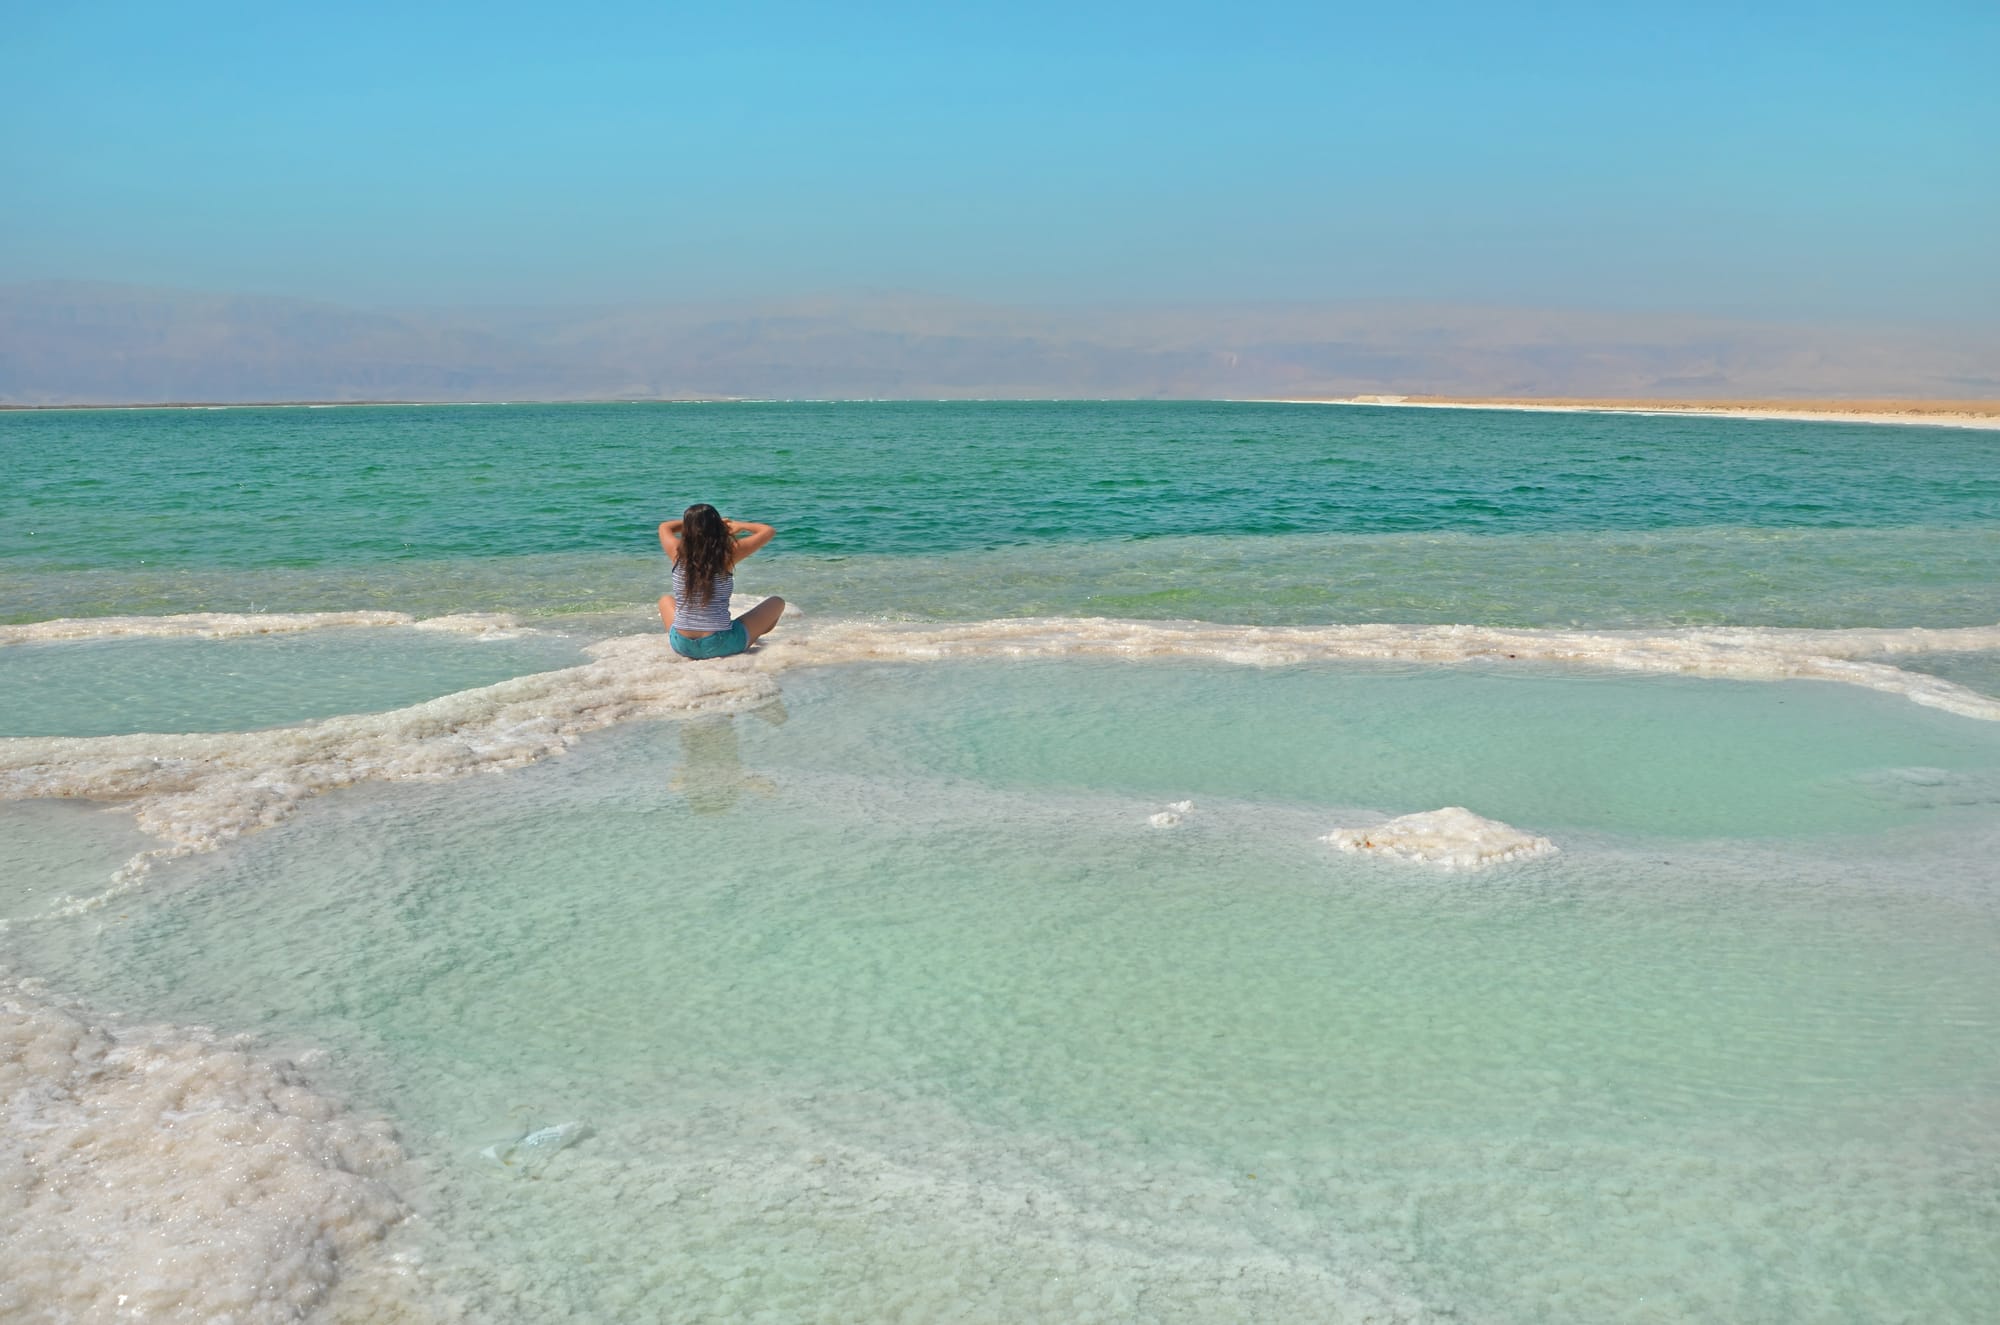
[4,0,1995,321]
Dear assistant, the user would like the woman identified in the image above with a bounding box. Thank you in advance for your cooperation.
[657,503,787,659]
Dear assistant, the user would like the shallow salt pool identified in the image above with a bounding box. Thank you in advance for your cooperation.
[0,626,588,736]
[8,651,2000,1322]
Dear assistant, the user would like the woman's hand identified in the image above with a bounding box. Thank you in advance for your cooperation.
[723,519,777,561]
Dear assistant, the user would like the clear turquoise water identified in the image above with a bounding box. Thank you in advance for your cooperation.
[3,402,1999,1321]
[5,401,1998,626]
[0,627,587,736]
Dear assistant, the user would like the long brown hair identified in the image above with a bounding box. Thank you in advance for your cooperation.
[675,503,733,607]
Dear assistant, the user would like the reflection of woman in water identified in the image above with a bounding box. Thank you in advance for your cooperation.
[657,503,786,659]
[671,705,785,815]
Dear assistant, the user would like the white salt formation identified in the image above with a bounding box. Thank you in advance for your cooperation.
[0,977,410,1323]
[1324,806,1558,871]
[4,610,1997,918]
[1147,799,1195,828]
[0,632,783,914]
[784,617,2000,721]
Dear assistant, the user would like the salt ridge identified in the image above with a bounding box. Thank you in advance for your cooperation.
[2,634,780,915]
[4,611,1998,916]
[780,617,2000,720]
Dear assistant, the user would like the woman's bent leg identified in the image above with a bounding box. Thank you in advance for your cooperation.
[658,595,678,633]
[739,596,786,644]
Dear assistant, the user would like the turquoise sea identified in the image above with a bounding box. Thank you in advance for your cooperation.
[3,401,1998,1322]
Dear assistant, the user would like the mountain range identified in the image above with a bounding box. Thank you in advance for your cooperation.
[4,280,1995,405]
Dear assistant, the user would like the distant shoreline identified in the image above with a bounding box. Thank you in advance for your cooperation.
[5,395,2000,430]
[1255,395,2000,430]
[0,398,734,412]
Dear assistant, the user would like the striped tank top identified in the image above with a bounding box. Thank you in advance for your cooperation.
[671,563,735,632]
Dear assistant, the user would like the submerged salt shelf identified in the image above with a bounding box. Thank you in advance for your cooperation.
[6,646,2000,1322]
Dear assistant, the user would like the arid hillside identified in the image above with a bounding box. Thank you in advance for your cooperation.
[4,281,1996,405]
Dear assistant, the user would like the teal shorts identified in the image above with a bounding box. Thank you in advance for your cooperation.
[669,621,749,659]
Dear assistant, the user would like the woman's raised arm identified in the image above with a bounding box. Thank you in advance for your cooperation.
[725,519,777,562]
[658,519,684,560]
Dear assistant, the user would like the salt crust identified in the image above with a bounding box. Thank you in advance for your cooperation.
[2,611,1997,916]
[784,617,2000,721]
[1324,806,1558,870]
[0,975,417,1323]
[0,630,784,915]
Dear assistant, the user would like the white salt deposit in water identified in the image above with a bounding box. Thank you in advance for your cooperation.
[0,634,781,914]
[5,611,1998,916]
[779,617,2000,720]
[12,610,2000,708]
[1324,806,1559,870]
[0,976,425,1324]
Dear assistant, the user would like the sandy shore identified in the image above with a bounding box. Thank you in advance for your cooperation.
[9,397,1999,429]
[1260,396,2000,430]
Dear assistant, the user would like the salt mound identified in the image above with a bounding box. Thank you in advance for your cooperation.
[1323,806,1557,871]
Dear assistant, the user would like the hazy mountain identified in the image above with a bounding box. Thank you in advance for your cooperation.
[3,280,1995,405]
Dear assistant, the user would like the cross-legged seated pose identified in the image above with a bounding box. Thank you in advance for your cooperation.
[657,503,786,659]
